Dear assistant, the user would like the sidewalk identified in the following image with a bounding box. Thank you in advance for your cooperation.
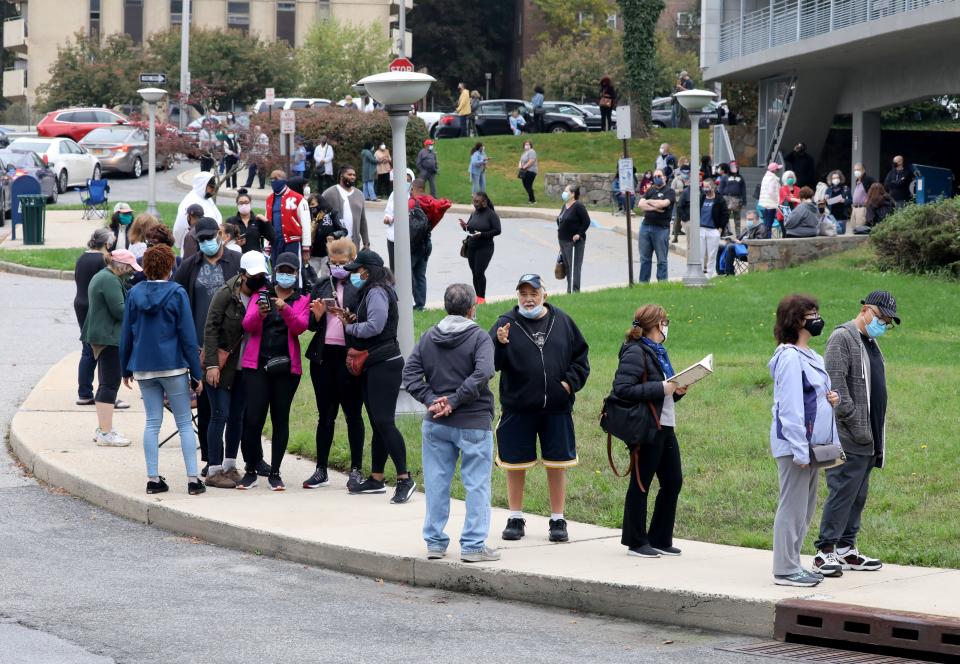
[12,352,960,638]
[0,210,101,250]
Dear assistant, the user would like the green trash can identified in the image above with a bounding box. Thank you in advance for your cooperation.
[20,194,46,246]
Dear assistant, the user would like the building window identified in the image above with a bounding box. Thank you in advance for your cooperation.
[276,1,296,45]
[318,0,331,19]
[675,11,700,39]
[90,0,101,40]
[227,1,250,34]
[125,0,144,45]
[170,0,194,25]
[607,13,618,29]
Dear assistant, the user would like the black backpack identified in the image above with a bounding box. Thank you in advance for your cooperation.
[408,201,431,249]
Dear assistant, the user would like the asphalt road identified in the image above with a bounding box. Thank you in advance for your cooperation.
[0,271,769,663]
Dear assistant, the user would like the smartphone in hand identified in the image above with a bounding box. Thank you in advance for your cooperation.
[322,297,337,310]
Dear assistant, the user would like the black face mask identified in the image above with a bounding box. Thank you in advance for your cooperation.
[804,317,825,337]
[309,206,319,218]
[245,274,267,292]
[341,178,354,189]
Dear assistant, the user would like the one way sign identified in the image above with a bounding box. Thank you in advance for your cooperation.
[139,73,167,85]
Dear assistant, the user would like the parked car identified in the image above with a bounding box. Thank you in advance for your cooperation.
[542,101,612,131]
[36,107,128,142]
[435,99,588,138]
[650,97,725,128]
[8,137,101,193]
[79,126,152,178]
[0,149,59,205]
[252,98,331,113]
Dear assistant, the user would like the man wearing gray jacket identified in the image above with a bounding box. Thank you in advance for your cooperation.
[814,290,900,576]
[402,283,500,564]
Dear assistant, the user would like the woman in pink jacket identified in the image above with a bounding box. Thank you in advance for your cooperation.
[236,252,310,491]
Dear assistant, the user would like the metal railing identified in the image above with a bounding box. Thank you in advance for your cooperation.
[718,0,954,61]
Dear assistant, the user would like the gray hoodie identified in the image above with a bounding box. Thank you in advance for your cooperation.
[402,315,495,430]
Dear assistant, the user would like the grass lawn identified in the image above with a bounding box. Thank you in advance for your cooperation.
[431,128,707,208]
[284,246,960,568]
[0,247,85,272]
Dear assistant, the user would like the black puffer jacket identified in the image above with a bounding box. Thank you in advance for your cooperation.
[611,340,684,420]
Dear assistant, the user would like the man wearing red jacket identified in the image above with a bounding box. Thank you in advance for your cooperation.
[409,178,451,310]
[266,170,312,282]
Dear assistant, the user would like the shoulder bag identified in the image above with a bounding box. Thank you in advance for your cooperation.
[795,350,846,469]
[554,252,566,280]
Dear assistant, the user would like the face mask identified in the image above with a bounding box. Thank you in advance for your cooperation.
[854,170,862,179]
[653,177,664,186]
[518,304,544,319]
[276,273,297,289]
[330,265,349,280]
[786,178,796,186]
[731,167,738,174]
[804,317,825,337]
[379,144,386,150]
[831,178,840,186]
[341,178,354,189]
[199,238,221,257]
[228,134,235,139]
[204,189,214,199]
[350,273,366,288]
[660,324,669,341]
[118,212,133,225]
[746,217,757,228]
[309,206,319,218]
[704,187,713,196]
[271,180,286,195]
[428,145,434,151]
[561,191,571,202]
[866,313,888,338]
[245,274,266,291]
[237,203,251,215]
[660,149,666,155]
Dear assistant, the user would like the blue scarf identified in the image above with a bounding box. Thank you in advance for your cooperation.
[639,336,675,378]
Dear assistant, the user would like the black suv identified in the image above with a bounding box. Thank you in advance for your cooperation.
[435,99,588,138]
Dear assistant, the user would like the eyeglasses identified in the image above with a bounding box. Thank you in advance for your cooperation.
[869,306,894,327]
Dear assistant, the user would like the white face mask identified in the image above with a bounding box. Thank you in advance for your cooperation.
[379,144,386,150]
[238,203,252,215]
[661,324,669,341]
[854,170,862,179]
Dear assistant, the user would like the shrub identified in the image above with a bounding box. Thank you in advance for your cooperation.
[871,198,960,278]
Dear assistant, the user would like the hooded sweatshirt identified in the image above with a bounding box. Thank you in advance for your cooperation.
[768,344,840,464]
[173,172,223,249]
[120,281,202,380]
[403,315,496,430]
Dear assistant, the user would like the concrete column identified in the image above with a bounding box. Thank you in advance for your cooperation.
[851,109,881,181]
[700,0,723,67]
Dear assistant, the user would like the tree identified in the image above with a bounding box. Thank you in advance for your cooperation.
[652,31,701,97]
[532,0,614,37]
[618,0,664,129]
[297,19,391,102]
[35,32,144,112]
[521,34,624,102]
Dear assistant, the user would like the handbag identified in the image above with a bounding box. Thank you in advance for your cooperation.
[599,96,613,109]
[818,219,837,237]
[264,356,291,375]
[599,360,662,492]
[554,252,566,280]
[809,443,845,469]
[460,237,469,258]
[345,348,369,376]
[517,168,527,179]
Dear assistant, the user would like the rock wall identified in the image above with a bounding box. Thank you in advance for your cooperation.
[743,235,870,271]
[542,173,614,205]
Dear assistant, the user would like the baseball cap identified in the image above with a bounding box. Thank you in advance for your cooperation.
[424,139,434,147]
[274,252,300,271]
[111,249,143,272]
[194,217,220,240]
[113,201,133,213]
[767,162,783,172]
[240,250,269,276]
[862,290,900,325]
[186,203,205,218]
[516,273,543,290]
[344,249,384,271]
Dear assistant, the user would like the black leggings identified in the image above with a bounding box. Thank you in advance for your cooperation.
[362,356,407,476]
[600,106,613,131]
[621,426,683,549]
[310,345,365,469]
[521,171,537,203]
[241,367,301,474]
[95,345,121,405]
[467,241,495,299]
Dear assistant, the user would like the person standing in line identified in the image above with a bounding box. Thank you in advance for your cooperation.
[459,191,501,304]
[338,249,417,504]
[266,170,312,277]
[416,139,439,197]
[698,179,729,279]
[784,142,816,189]
[491,274,590,543]
[531,85,545,133]
[201,250,271,489]
[636,168,676,283]
[813,291,899,577]
[173,172,222,250]
[849,163,875,231]
[74,228,115,407]
[375,142,393,198]
[883,155,913,207]
[126,213,158,259]
[456,83,472,137]
[180,204,207,260]
[313,135,335,193]
[291,138,307,182]
[769,294,841,587]
[655,143,677,183]
[81,250,142,447]
[198,120,216,173]
[824,170,852,235]
[303,238,365,491]
[557,184,591,293]
[598,75,617,132]
[322,165,370,252]
[223,129,241,189]
[469,142,488,194]
[777,170,801,230]
[360,142,379,202]
[108,202,135,252]
[614,304,689,558]
[403,283,500,563]
[225,189,275,254]
[469,91,481,136]
[236,252,310,491]
[307,192,346,278]
[758,162,783,238]
[717,162,747,235]
[120,245,205,496]
[519,139,538,204]
[243,125,269,189]
[383,169,415,272]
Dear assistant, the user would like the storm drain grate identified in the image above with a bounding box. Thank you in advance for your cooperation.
[717,640,928,663]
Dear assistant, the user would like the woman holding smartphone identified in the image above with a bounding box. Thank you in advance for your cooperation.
[303,238,366,491]
[459,191,501,304]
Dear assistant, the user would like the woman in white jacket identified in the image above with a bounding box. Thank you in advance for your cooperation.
[759,162,783,238]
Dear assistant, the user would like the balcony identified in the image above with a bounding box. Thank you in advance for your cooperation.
[3,67,27,100]
[3,17,26,52]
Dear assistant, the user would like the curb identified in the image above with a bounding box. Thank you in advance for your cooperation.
[0,259,73,281]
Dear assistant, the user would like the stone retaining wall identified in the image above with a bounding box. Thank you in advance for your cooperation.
[543,173,613,206]
[743,235,870,271]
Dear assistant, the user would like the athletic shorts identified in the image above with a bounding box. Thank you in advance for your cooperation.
[495,410,578,470]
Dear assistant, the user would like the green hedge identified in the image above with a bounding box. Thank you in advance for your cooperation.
[871,198,960,278]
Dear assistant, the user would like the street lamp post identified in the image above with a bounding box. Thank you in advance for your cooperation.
[673,89,717,288]
[138,87,167,219]
[358,70,435,414]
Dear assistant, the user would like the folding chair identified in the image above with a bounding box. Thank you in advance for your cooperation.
[80,178,110,219]
[158,393,200,449]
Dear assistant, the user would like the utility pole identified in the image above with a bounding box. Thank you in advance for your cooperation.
[397,0,406,57]
[179,0,191,131]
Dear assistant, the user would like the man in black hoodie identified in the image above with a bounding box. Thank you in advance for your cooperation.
[489,274,590,544]
[403,283,499,563]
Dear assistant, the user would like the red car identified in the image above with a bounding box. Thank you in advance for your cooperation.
[37,107,128,142]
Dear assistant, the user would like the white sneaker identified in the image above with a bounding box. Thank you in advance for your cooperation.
[95,429,131,447]
[461,546,501,563]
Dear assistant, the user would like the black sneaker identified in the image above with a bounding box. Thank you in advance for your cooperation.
[502,517,526,541]
[350,477,386,494]
[303,467,329,489]
[146,476,168,494]
[188,480,206,495]
[200,463,209,478]
[391,477,416,504]
[268,474,285,491]
[548,518,569,543]
[256,460,272,477]
[235,471,258,490]
[346,467,363,492]
[627,544,661,558]
[652,545,682,556]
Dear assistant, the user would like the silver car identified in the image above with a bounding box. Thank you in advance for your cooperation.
[79,126,148,177]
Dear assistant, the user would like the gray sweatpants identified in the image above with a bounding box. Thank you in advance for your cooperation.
[815,451,874,551]
[773,456,819,576]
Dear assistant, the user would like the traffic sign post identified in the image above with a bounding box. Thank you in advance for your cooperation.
[280,109,295,135]
[617,105,635,286]
[266,87,275,122]
[139,73,167,85]
[389,57,414,73]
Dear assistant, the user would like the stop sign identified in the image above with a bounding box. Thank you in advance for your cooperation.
[389,57,414,73]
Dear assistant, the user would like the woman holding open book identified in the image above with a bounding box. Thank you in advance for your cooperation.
[611,304,689,559]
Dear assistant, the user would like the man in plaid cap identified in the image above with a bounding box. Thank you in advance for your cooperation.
[814,290,900,577]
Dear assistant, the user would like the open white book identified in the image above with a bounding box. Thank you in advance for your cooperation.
[667,354,713,388]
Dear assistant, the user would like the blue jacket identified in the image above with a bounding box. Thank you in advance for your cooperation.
[469,150,487,176]
[120,281,202,380]
[768,344,840,463]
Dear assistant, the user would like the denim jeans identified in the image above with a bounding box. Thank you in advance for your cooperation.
[78,341,97,400]
[205,370,247,467]
[638,222,670,283]
[139,373,198,478]
[363,180,377,200]
[421,420,493,553]
[411,239,432,309]
[762,207,777,238]
[470,172,486,194]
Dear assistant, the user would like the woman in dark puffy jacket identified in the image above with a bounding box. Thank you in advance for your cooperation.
[612,304,687,559]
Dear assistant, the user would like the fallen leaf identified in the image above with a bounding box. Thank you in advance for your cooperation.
[663,640,674,645]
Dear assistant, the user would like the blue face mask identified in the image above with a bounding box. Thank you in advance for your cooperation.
[518,304,544,319]
[118,212,134,225]
[561,191,571,202]
[350,273,366,288]
[199,238,221,256]
[271,179,287,195]
[866,315,888,338]
[275,272,297,289]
